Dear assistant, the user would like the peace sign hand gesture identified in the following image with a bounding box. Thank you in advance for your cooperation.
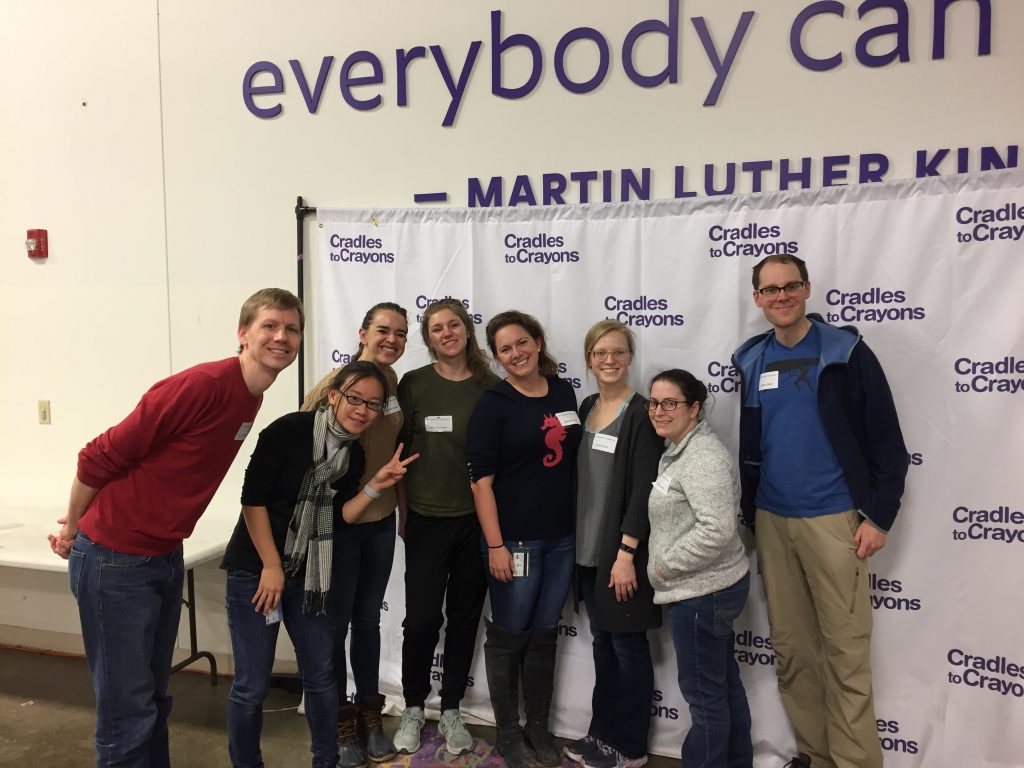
[366,443,420,494]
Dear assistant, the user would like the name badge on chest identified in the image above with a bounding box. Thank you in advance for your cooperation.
[383,396,401,416]
[555,410,580,427]
[758,371,779,391]
[652,474,671,495]
[425,415,453,432]
[591,433,618,453]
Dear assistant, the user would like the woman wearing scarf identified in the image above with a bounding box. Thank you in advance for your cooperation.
[220,361,417,768]
[301,301,408,767]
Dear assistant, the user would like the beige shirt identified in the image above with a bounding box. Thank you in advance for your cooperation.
[301,365,403,524]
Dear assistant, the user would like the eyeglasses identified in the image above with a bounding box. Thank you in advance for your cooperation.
[338,390,385,412]
[646,398,690,412]
[755,280,808,298]
[591,349,630,361]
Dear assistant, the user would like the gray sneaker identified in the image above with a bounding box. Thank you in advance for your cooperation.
[438,708,475,755]
[393,706,425,754]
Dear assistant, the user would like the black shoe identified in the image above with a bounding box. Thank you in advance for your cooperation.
[783,754,811,768]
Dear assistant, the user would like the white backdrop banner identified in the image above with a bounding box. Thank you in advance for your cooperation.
[309,170,1024,766]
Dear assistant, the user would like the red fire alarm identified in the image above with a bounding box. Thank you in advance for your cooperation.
[26,229,48,260]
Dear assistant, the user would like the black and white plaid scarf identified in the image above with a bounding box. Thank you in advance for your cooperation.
[283,404,353,614]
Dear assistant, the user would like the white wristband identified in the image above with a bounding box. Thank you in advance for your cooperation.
[363,485,382,500]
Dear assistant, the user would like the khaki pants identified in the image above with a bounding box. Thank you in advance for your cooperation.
[755,508,882,768]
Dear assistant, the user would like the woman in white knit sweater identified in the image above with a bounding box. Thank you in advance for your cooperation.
[646,368,752,768]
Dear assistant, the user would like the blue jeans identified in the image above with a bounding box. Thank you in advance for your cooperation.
[68,531,184,768]
[484,533,574,631]
[226,571,338,768]
[328,513,396,700]
[667,573,753,768]
[579,567,654,759]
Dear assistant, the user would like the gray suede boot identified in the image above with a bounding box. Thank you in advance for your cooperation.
[521,627,561,767]
[484,619,540,768]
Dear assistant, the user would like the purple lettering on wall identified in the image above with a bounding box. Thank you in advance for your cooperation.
[289,57,335,113]
[855,1,909,68]
[340,51,384,110]
[933,0,991,59]
[622,0,680,88]
[396,47,427,107]
[554,27,610,94]
[242,61,284,118]
[491,10,542,99]
[790,1,845,71]
[430,42,483,126]
[692,11,755,105]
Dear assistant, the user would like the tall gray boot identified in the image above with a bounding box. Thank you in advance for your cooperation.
[484,619,539,768]
[521,627,561,767]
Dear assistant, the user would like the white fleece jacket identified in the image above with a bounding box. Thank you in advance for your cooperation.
[647,419,748,604]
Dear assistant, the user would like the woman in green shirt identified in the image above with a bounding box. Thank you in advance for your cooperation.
[391,299,497,757]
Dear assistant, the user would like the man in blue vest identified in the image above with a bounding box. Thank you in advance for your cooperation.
[733,254,908,768]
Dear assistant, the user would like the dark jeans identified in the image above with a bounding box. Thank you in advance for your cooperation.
[226,572,338,768]
[484,533,574,631]
[579,567,654,759]
[328,513,396,701]
[68,531,183,768]
[667,573,753,768]
[402,509,487,711]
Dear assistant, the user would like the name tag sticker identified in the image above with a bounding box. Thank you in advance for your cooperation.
[591,433,618,453]
[758,371,779,391]
[652,474,671,495]
[425,415,453,433]
[555,411,581,427]
[234,422,254,441]
[512,550,530,578]
[383,396,401,416]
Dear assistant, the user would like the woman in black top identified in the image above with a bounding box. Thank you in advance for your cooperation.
[221,362,417,768]
[467,310,582,768]
[565,320,663,768]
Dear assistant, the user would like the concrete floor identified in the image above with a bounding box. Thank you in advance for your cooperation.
[0,647,680,768]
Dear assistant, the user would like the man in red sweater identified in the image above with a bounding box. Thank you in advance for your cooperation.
[48,288,303,768]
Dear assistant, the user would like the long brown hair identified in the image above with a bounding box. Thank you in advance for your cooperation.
[485,310,559,377]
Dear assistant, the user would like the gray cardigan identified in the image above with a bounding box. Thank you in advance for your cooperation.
[647,419,748,605]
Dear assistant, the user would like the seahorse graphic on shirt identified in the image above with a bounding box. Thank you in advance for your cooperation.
[541,414,567,467]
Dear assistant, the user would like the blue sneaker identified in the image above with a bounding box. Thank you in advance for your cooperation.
[564,734,603,764]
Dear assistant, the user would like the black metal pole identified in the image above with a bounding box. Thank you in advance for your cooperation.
[295,196,317,406]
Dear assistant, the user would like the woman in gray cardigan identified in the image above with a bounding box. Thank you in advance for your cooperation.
[647,369,752,768]
[566,320,664,768]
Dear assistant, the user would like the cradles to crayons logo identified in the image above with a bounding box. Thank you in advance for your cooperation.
[869,574,921,612]
[706,360,739,395]
[733,629,776,667]
[951,503,1024,544]
[824,286,925,325]
[651,689,679,721]
[556,362,582,390]
[954,202,1024,244]
[413,294,483,325]
[876,717,919,755]
[431,652,473,687]
[328,233,395,264]
[948,647,1024,698]
[953,356,1024,394]
[603,295,684,328]
[503,232,579,264]
[706,222,798,258]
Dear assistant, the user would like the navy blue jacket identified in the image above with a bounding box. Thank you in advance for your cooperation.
[732,315,908,532]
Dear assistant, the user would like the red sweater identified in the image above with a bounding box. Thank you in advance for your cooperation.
[77,358,262,555]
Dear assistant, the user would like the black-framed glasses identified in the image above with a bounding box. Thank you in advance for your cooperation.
[646,398,690,412]
[338,390,385,412]
[755,280,808,298]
